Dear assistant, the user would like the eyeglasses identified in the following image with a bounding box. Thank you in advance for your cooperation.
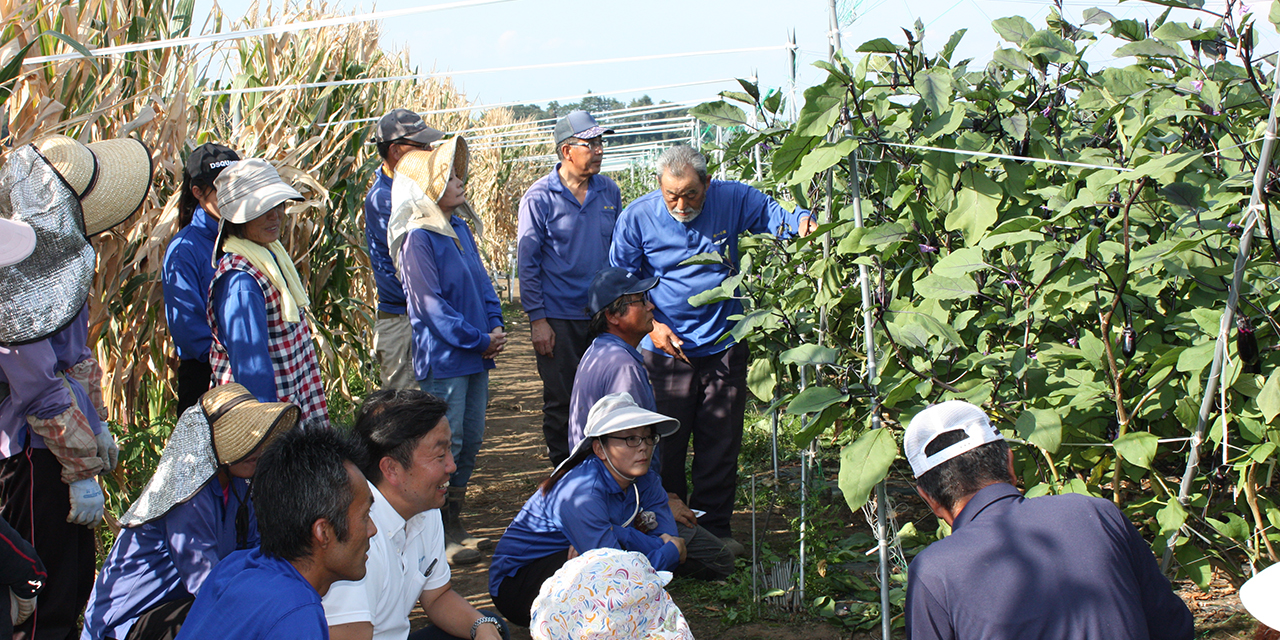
[603,433,661,448]
[623,293,650,307]
[566,139,606,151]
[395,140,432,151]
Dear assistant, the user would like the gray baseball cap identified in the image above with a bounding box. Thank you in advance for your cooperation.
[554,110,614,146]
[375,108,444,146]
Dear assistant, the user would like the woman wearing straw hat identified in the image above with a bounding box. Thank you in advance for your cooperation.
[0,134,151,640]
[388,138,506,566]
[163,143,241,415]
[487,393,687,627]
[81,383,297,640]
[206,159,329,429]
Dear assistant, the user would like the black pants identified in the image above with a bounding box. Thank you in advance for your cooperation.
[491,549,569,627]
[0,449,96,640]
[120,596,194,640]
[647,343,749,538]
[533,319,590,466]
[175,359,213,416]
[407,609,510,640]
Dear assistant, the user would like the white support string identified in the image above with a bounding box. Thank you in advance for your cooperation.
[320,79,739,127]
[204,46,787,97]
[880,141,1135,172]
[21,0,515,64]
[454,100,702,136]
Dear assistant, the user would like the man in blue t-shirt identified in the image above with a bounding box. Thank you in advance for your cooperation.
[517,111,621,465]
[902,401,1193,640]
[610,145,814,552]
[367,109,445,391]
[176,428,378,640]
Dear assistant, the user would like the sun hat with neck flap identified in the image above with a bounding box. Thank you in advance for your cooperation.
[0,144,97,346]
[387,136,484,264]
[551,392,679,477]
[119,383,299,527]
[530,547,692,640]
[34,134,153,236]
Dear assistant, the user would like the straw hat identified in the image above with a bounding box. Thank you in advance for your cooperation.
[119,383,299,527]
[35,134,153,236]
[387,137,484,263]
[0,218,36,268]
[202,383,300,465]
[0,144,96,347]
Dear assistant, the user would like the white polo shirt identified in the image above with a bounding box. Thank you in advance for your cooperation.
[322,480,451,640]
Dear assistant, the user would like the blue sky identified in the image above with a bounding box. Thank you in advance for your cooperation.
[191,0,1278,109]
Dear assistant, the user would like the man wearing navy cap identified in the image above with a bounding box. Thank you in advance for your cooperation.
[902,401,1193,640]
[517,110,622,466]
[566,267,734,580]
[366,109,445,392]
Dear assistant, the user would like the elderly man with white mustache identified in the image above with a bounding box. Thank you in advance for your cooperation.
[608,145,816,557]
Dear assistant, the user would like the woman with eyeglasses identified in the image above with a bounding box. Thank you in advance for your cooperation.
[487,393,685,627]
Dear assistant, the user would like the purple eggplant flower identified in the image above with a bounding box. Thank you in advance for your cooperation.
[918,244,937,254]
[1068,337,1079,347]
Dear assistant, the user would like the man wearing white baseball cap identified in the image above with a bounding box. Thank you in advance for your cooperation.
[903,400,1193,640]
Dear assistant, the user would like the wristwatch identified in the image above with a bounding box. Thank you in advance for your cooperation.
[470,615,500,640]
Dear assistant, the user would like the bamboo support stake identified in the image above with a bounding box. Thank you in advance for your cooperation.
[1162,61,1280,572]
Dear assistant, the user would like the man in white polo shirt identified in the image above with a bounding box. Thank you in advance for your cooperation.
[323,390,507,640]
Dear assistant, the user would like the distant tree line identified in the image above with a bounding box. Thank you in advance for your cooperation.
[509,94,691,148]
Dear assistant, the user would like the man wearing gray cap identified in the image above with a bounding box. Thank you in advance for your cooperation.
[902,400,1192,640]
[517,110,622,465]
[367,109,444,392]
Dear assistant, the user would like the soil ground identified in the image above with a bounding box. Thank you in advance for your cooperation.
[411,311,1259,639]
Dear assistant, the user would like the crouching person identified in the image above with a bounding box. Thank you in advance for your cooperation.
[175,428,377,640]
[81,384,297,640]
[324,389,507,640]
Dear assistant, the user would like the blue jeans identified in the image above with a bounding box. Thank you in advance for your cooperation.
[420,370,489,488]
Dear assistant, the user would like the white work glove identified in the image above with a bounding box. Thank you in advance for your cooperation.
[94,431,119,472]
[9,588,35,626]
[67,478,104,527]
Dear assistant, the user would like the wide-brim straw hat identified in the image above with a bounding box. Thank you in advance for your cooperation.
[119,383,299,527]
[0,218,36,268]
[0,144,96,347]
[35,134,153,236]
[395,136,468,203]
[214,159,304,225]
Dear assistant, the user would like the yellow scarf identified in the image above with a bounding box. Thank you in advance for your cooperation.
[222,236,310,323]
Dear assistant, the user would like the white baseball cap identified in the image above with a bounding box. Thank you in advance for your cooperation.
[0,218,36,267]
[1240,562,1280,629]
[904,400,1004,477]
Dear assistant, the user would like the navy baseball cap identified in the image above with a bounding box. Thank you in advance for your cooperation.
[375,108,444,146]
[554,110,614,146]
[588,267,658,316]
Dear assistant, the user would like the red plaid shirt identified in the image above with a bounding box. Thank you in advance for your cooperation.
[208,254,329,429]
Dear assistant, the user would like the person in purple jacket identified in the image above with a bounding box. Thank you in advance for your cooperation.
[163,143,240,414]
[2,133,151,640]
[366,109,444,392]
[81,384,297,640]
[388,138,505,566]
[517,110,620,467]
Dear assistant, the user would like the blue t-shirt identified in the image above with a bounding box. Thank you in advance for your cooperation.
[364,169,408,314]
[81,479,257,640]
[175,548,327,640]
[516,165,621,321]
[905,483,1194,640]
[488,456,679,597]
[211,268,277,403]
[162,206,219,361]
[399,220,504,381]
[610,180,809,358]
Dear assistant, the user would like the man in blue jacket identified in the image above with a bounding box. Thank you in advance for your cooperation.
[517,110,621,466]
[903,401,1194,640]
[367,109,444,391]
[610,145,814,554]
